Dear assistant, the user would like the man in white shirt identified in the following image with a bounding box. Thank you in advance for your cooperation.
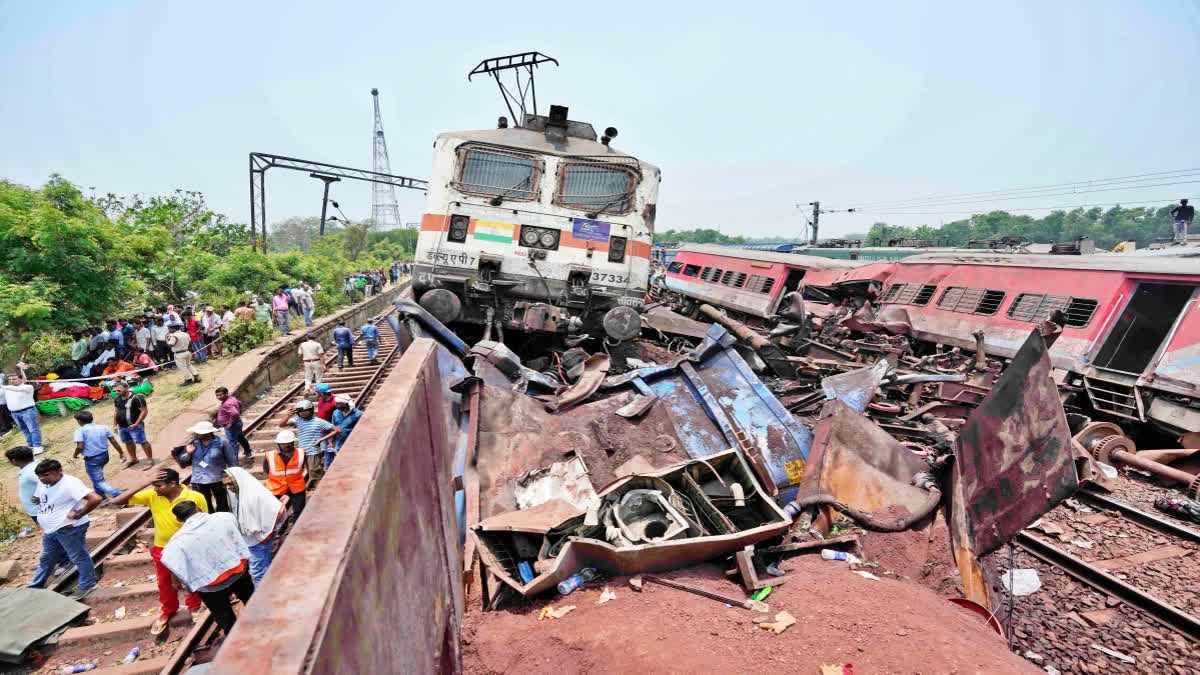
[162,501,254,634]
[297,335,325,391]
[5,446,41,535]
[202,306,224,359]
[2,371,43,454]
[135,319,153,353]
[151,317,170,363]
[296,285,315,327]
[28,459,103,598]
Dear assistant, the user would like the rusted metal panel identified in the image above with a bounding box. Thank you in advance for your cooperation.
[796,399,934,528]
[473,450,791,597]
[952,324,1078,557]
[209,339,463,675]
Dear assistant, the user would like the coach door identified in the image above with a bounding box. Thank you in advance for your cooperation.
[1093,282,1197,375]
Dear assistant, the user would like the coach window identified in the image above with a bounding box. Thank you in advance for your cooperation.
[938,287,1006,315]
[682,264,701,277]
[455,145,540,201]
[555,162,638,215]
[667,262,683,273]
[1008,293,1099,327]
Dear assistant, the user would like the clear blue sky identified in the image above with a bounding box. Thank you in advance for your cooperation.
[2,1,1198,238]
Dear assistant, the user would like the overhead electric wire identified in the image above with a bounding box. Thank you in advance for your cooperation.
[854,196,1182,216]
[851,167,1200,210]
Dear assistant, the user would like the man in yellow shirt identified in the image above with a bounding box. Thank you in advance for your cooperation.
[112,467,208,635]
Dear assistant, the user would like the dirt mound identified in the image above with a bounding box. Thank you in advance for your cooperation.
[463,555,1034,674]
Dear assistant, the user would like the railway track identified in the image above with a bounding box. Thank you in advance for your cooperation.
[997,484,1200,673]
[35,301,406,674]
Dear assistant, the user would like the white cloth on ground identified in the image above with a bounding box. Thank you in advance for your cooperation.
[161,511,251,592]
[224,467,285,546]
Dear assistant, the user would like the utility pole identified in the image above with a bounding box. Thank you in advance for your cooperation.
[809,201,820,245]
[310,173,341,235]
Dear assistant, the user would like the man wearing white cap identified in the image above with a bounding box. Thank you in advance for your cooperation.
[279,399,337,486]
[330,394,363,466]
[184,420,237,512]
[263,430,307,522]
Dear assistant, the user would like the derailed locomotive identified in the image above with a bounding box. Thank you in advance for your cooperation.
[412,105,659,342]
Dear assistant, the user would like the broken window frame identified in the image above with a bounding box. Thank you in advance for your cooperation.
[682,264,701,277]
[553,160,639,215]
[453,144,543,202]
[1006,293,1098,327]
[881,282,938,306]
[746,275,776,295]
[937,286,1007,316]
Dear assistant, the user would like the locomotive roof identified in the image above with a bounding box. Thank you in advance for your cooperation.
[676,244,868,269]
[438,127,660,172]
[899,251,1200,275]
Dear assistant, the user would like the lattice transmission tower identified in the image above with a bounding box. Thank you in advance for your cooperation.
[370,88,404,229]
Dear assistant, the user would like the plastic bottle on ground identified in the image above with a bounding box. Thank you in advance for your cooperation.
[820,549,861,564]
[60,664,96,674]
[122,646,140,664]
[557,567,598,595]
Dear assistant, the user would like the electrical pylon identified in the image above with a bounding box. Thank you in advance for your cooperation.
[370,88,404,229]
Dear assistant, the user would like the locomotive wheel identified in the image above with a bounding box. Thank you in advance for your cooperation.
[1073,421,1125,452]
[1091,434,1135,465]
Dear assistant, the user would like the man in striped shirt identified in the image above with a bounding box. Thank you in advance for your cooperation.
[279,399,337,486]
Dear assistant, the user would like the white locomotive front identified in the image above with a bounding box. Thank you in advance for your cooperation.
[412,105,660,342]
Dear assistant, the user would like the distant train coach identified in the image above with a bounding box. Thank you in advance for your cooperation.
[412,106,659,341]
[663,244,871,319]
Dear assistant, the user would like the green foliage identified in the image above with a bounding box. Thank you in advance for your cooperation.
[655,228,746,245]
[0,175,413,371]
[862,206,1179,249]
[221,317,276,354]
[23,333,74,373]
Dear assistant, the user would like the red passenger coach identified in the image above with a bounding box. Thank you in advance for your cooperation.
[663,244,867,319]
[858,252,1200,435]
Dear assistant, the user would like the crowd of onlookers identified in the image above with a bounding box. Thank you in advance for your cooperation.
[1,262,406,633]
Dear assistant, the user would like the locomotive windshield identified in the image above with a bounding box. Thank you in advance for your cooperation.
[555,161,637,215]
[457,146,540,201]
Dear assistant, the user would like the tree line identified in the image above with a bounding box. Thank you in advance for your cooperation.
[656,203,1183,250]
[0,176,415,369]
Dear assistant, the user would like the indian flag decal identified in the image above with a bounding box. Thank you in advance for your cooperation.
[473,220,515,243]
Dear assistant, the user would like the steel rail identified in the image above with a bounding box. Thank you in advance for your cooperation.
[1014,532,1200,643]
[161,294,408,674]
[1077,487,1200,544]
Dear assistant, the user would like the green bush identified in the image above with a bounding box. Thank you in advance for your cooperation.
[221,317,276,354]
[24,332,74,373]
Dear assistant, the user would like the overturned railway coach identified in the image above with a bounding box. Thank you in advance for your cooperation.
[413,109,659,340]
[662,244,871,319]
[669,244,1200,435]
[866,252,1200,435]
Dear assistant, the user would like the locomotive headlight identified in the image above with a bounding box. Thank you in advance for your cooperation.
[539,230,558,248]
[448,214,469,243]
[522,228,541,245]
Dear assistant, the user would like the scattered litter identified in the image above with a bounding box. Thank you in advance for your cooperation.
[1023,650,1044,662]
[757,610,796,634]
[59,663,96,673]
[1027,519,1065,537]
[628,575,643,592]
[820,549,861,564]
[750,586,772,602]
[1069,538,1094,550]
[819,665,856,675]
[1154,496,1200,524]
[1000,568,1042,596]
[557,568,597,595]
[1044,666,1060,675]
[1091,644,1135,664]
[853,571,881,581]
[122,646,140,664]
[537,605,577,621]
[113,606,126,619]
[597,587,617,605]
[113,581,125,588]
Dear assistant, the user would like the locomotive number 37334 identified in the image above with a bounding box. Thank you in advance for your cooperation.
[590,272,627,285]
